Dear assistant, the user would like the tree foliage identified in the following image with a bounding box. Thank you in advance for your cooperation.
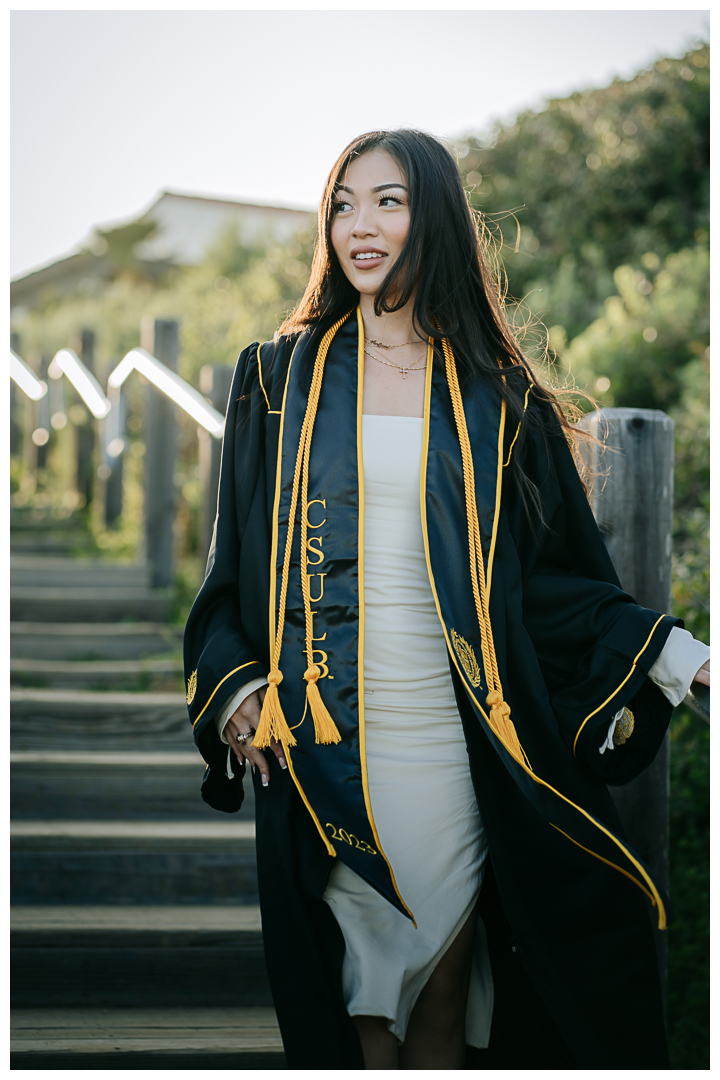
[84,219,160,281]
[456,44,709,341]
[667,708,710,1070]
[561,245,708,411]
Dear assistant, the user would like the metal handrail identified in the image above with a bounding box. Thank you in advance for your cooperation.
[108,348,224,438]
[10,345,225,439]
[684,684,710,724]
[10,349,46,401]
[49,348,111,419]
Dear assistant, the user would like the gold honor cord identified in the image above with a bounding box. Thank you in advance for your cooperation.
[254,313,351,750]
[440,336,531,770]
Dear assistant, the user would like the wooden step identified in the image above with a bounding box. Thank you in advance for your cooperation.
[11,556,150,589]
[12,903,262,931]
[10,508,85,530]
[11,749,250,821]
[11,821,258,905]
[11,821,255,839]
[11,690,191,750]
[11,657,184,691]
[11,905,270,1008]
[11,622,183,660]
[11,586,171,623]
[11,750,202,764]
[10,534,89,554]
[10,1007,285,1069]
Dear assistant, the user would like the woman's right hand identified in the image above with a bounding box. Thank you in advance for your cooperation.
[224,686,287,787]
[693,659,710,687]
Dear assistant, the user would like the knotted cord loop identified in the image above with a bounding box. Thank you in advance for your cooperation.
[254,313,350,749]
[440,333,531,770]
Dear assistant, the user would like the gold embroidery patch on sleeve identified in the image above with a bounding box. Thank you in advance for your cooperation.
[186,670,198,706]
[451,629,483,688]
[612,707,635,746]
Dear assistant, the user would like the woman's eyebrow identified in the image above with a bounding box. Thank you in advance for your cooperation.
[334,183,408,195]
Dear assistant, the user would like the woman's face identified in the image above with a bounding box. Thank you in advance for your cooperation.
[330,147,410,299]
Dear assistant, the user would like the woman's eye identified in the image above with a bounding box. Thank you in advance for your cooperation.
[379,195,402,207]
[333,201,352,213]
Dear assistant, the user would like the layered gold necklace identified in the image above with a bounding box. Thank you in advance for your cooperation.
[364,341,427,380]
[365,336,419,349]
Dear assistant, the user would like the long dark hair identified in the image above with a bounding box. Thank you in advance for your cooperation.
[278,129,590,523]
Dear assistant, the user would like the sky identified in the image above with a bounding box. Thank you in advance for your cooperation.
[10,8,709,280]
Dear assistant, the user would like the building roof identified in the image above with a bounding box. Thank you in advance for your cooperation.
[134,190,314,264]
[11,190,316,313]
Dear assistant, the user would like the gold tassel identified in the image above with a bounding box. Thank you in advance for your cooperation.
[486,691,528,767]
[304,665,342,745]
[253,670,297,749]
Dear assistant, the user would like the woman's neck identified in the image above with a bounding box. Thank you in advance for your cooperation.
[358,294,423,346]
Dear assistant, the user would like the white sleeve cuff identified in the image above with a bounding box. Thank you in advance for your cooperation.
[647,626,710,708]
[214,676,269,743]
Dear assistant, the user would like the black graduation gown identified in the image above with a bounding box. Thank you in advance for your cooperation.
[184,310,677,1069]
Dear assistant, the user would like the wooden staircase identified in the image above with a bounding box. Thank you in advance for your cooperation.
[10,544,284,1069]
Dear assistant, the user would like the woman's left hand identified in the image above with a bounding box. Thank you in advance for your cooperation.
[693,660,710,687]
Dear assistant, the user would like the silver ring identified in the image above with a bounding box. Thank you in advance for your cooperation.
[236,732,253,746]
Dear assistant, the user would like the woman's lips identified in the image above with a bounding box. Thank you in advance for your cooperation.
[351,253,387,270]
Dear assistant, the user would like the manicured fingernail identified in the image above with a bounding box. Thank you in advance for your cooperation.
[279,758,287,769]
[262,775,269,787]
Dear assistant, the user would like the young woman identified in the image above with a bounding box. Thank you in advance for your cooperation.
[184,130,710,1070]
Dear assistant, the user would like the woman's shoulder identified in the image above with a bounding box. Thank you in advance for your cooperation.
[258,330,306,365]
[236,331,302,383]
[237,331,299,364]
[232,331,306,413]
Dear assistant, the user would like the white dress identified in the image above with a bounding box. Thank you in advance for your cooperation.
[322,414,494,1047]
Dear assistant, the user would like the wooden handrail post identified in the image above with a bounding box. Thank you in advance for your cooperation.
[141,318,179,589]
[579,407,674,1014]
[10,332,22,456]
[198,365,233,570]
[36,355,51,473]
[73,330,96,508]
[103,381,126,528]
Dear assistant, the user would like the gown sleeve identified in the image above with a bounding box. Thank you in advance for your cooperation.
[183,341,271,811]
[504,392,681,785]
